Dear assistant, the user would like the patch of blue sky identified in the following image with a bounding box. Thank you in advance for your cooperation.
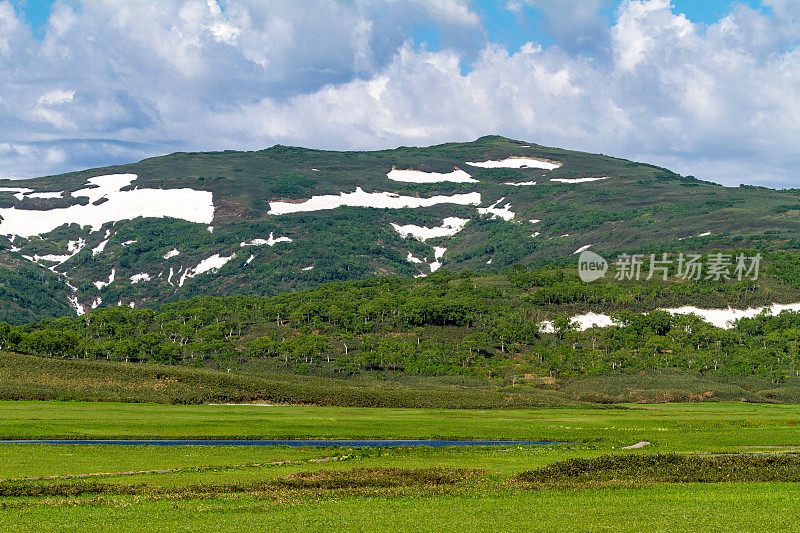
[421,0,768,53]
[9,0,56,39]
[12,0,772,46]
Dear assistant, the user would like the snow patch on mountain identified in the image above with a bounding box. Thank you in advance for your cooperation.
[466,157,561,170]
[0,174,214,238]
[391,217,469,241]
[551,176,610,184]
[94,269,116,290]
[387,168,477,183]
[179,254,235,287]
[429,246,447,273]
[406,252,423,264]
[240,233,293,246]
[574,244,592,254]
[0,187,33,201]
[536,303,800,334]
[662,303,800,329]
[478,197,515,221]
[92,230,112,256]
[268,187,481,215]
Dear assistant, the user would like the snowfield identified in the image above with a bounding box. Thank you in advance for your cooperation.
[429,246,447,273]
[661,303,800,329]
[92,230,112,256]
[94,269,116,290]
[466,157,561,170]
[31,238,86,265]
[27,191,63,199]
[535,303,800,333]
[503,181,537,186]
[574,244,593,254]
[0,174,214,238]
[268,187,481,215]
[387,168,477,183]
[0,187,33,201]
[478,197,515,221]
[550,176,609,184]
[406,252,423,264]
[391,217,469,241]
[571,312,620,330]
[179,254,235,287]
[240,233,293,246]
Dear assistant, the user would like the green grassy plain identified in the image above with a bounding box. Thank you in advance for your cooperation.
[2,400,800,450]
[1,401,800,531]
[3,483,798,533]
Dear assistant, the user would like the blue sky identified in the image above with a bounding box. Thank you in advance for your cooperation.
[0,0,798,187]
[13,1,770,44]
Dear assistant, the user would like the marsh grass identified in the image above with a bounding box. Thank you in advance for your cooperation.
[0,468,485,500]
[0,352,585,409]
[515,453,800,487]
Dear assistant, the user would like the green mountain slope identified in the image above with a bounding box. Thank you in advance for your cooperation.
[1,135,799,323]
[7,253,800,403]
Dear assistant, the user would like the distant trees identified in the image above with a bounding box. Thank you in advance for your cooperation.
[5,255,800,383]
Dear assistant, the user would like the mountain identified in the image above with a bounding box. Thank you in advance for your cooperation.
[1,135,799,324]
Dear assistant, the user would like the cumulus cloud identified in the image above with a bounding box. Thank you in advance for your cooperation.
[0,0,798,187]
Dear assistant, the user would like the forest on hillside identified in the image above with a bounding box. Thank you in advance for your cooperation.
[4,250,800,383]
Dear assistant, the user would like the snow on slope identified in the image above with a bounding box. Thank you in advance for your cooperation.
[406,252,423,264]
[240,233,293,246]
[0,187,33,201]
[391,217,469,241]
[94,269,116,290]
[466,157,561,170]
[387,168,477,183]
[27,192,63,199]
[31,238,86,265]
[92,230,112,256]
[550,176,609,184]
[574,244,592,254]
[429,246,447,273]
[178,254,235,287]
[268,188,481,215]
[537,303,800,333]
[478,198,515,221]
[661,303,800,329]
[0,174,214,238]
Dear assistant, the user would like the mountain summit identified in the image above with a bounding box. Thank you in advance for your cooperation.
[0,136,797,323]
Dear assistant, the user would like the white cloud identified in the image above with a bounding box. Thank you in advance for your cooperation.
[38,89,75,105]
[0,0,799,188]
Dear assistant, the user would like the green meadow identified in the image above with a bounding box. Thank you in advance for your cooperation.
[1,401,800,531]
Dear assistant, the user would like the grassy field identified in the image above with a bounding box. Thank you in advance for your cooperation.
[2,400,800,449]
[9,351,800,409]
[0,352,588,408]
[3,483,798,532]
[1,401,800,531]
